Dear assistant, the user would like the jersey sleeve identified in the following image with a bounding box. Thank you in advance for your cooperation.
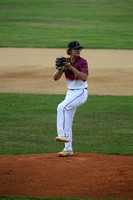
[80,60,88,75]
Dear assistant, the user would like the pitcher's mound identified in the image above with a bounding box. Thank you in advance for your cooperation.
[0,153,133,199]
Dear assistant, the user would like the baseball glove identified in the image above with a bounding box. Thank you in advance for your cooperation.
[55,57,70,71]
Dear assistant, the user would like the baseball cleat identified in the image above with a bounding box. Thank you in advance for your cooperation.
[55,136,70,142]
[58,151,73,157]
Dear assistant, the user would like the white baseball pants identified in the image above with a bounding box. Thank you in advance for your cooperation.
[57,88,88,151]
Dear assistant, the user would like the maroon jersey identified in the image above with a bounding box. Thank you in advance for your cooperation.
[65,56,88,80]
[64,56,88,89]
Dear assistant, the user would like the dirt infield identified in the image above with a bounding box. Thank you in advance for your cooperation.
[0,153,133,199]
[0,48,133,199]
[0,48,133,95]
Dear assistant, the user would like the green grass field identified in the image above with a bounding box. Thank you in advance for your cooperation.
[0,0,133,49]
[0,93,133,156]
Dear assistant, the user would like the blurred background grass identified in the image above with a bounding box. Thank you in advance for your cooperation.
[0,0,133,48]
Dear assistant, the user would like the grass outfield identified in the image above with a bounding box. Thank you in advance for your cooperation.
[0,93,133,156]
[0,0,133,49]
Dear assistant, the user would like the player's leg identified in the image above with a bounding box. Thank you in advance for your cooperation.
[56,89,87,141]
[63,107,76,152]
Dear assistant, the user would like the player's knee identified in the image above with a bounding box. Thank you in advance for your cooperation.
[57,103,64,112]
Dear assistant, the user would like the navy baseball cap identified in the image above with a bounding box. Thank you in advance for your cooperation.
[68,41,83,50]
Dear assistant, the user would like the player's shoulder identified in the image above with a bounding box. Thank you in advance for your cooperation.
[78,57,88,65]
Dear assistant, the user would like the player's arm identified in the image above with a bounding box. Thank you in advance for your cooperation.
[69,65,88,82]
[53,70,64,81]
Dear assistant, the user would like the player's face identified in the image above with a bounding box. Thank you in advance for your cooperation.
[71,48,81,57]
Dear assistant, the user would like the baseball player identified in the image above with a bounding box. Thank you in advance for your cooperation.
[54,40,88,157]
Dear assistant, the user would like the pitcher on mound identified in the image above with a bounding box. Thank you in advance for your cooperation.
[54,41,89,157]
